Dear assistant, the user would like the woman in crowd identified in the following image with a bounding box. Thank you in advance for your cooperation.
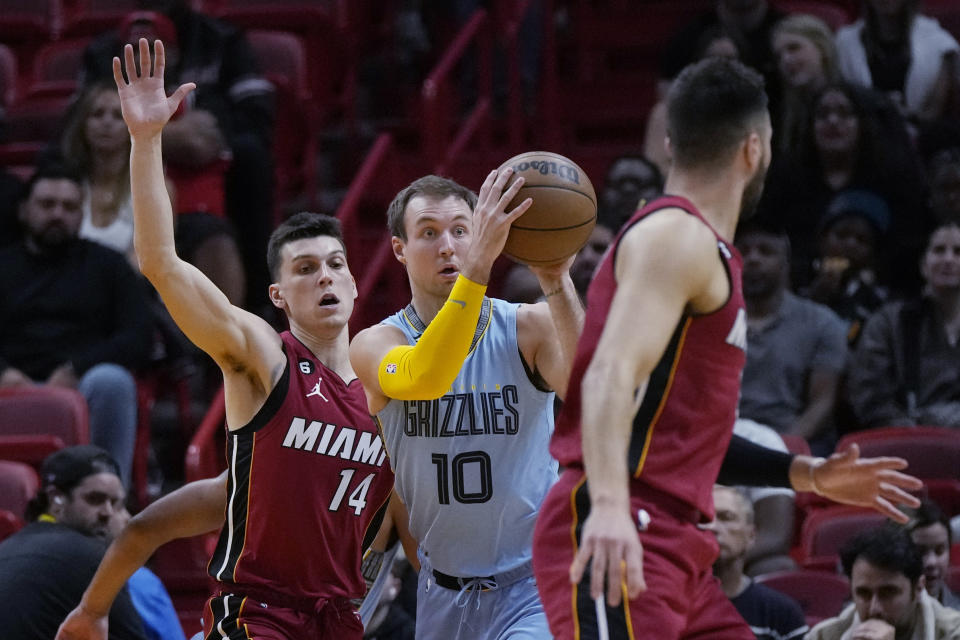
[771,13,840,154]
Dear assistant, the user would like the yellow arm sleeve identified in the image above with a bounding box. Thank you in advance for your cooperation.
[377,275,486,400]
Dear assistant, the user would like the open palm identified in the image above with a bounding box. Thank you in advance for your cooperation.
[113,38,194,139]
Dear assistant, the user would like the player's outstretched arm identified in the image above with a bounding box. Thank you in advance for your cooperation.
[56,473,227,640]
[351,169,532,411]
[789,444,922,523]
[115,39,281,389]
[569,211,720,607]
[518,256,584,400]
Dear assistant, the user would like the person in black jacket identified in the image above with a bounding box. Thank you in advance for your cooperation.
[0,446,146,640]
[0,165,152,486]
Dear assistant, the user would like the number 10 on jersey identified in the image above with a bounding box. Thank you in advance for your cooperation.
[431,451,493,504]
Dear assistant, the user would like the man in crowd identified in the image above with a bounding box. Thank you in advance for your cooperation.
[806,527,960,640]
[704,484,808,640]
[0,165,152,486]
[0,446,145,639]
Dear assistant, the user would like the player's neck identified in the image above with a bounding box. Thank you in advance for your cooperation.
[288,324,355,382]
[409,290,448,326]
[664,171,740,241]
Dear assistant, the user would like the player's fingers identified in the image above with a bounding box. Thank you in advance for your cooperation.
[170,83,197,109]
[477,170,497,208]
[112,56,125,88]
[504,197,532,222]
[625,541,646,598]
[606,554,624,607]
[881,470,924,491]
[590,544,607,600]
[858,456,911,472]
[873,495,910,523]
[878,481,921,509]
[569,543,591,585]
[123,43,136,81]
[496,174,525,211]
[154,39,165,78]
[138,38,151,78]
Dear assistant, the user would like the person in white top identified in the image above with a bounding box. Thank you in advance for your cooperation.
[835,0,959,122]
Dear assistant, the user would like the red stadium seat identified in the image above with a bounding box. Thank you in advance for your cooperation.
[0,460,39,521]
[26,37,91,100]
[800,505,889,571]
[835,427,960,481]
[132,372,196,508]
[61,0,142,38]
[756,569,850,626]
[0,0,58,47]
[184,385,227,483]
[0,44,18,109]
[0,387,90,470]
[245,29,318,212]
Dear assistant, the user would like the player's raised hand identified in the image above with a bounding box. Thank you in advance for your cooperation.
[55,605,107,640]
[810,443,923,523]
[113,39,195,140]
[461,168,532,283]
[569,506,645,608]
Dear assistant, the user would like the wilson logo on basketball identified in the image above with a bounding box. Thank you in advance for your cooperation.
[510,160,581,184]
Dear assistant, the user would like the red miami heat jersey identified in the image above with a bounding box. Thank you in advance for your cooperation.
[208,332,394,601]
[551,196,747,520]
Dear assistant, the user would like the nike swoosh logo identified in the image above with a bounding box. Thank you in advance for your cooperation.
[450,299,466,309]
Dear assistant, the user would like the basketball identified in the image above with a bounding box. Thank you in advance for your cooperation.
[497,151,597,265]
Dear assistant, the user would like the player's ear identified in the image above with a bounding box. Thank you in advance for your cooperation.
[268,283,285,309]
[663,135,673,161]
[391,236,406,265]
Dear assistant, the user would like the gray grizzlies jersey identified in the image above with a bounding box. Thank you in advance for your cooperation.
[376,298,558,577]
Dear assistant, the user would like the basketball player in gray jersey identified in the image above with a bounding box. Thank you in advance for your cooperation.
[351,174,584,638]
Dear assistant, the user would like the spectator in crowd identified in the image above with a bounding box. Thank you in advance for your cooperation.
[107,507,185,640]
[771,14,840,155]
[0,165,152,485]
[847,221,960,429]
[645,26,741,175]
[908,499,960,611]
[734,418,798,576]
[804,189,892,346]
[81,2,275,312]
[60,79,245,305]
[928,147,960,224]
[736,220,848,453]
[0,446,145,640]
[702,484,809,640]
[805,526,960,640]
[597,153,664,231]
[758,81,928,291]
[660,0,784,90]
[835,0,959,123]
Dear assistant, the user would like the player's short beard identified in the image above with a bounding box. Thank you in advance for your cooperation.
[739,163,767,221]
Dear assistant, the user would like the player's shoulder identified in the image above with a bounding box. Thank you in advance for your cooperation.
[619,207,718,271]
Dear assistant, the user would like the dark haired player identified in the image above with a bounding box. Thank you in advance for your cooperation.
[533,57,924,640]
[57,39,394,640]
